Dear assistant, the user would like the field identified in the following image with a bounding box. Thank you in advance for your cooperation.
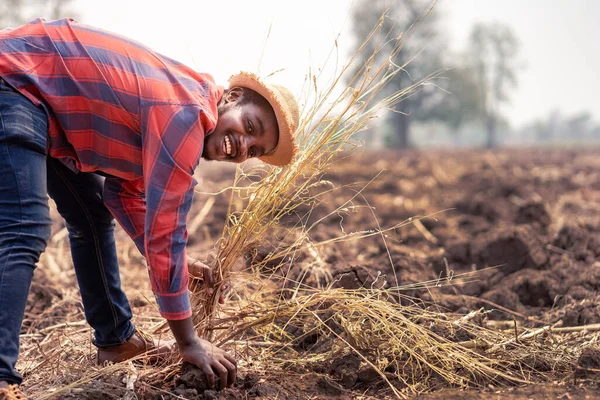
[19,148,600,399]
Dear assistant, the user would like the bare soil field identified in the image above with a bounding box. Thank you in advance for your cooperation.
[19,148,600,399]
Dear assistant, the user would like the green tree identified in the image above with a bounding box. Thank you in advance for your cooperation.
[348,0,445,148]
[467,23,520,148]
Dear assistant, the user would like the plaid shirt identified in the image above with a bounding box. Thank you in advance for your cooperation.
[0,18,223,320]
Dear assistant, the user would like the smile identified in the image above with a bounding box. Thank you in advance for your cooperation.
[223,135,233,156]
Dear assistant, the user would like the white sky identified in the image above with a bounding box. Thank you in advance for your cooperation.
[77,0,599,128]
[444,0,600,126]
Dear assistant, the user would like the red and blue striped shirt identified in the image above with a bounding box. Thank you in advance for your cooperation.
[0,18,223,320]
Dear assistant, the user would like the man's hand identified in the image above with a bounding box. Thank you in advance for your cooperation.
[168,318,237,389]
[187,257,230,304]
[179,337,237,389]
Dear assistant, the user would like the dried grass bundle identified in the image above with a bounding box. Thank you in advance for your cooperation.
[190,6,442,334]
[193,282,580,398]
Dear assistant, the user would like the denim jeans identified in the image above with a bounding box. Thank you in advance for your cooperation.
[0,78,135,384]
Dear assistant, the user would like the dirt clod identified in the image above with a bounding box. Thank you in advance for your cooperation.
[515,201,551,230]
[578,347,600,369]
[328,353,361,388]
[178,362,220,392]
[473,226,548,274]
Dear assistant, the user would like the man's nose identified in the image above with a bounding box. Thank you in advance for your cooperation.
[238,136,248,157]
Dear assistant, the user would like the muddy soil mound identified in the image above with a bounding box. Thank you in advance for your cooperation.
[251,149,600,327]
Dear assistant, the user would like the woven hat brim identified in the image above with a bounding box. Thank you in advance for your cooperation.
[228,73,297,166]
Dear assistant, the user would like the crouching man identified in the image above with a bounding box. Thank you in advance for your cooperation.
[0,18,299,398]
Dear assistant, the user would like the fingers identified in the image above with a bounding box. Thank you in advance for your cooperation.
[223,351,237,366]
[218,282,231,304]
[220,357,237,387]
[213,362,229,390]
[188,259,209,279]
[201,363,216,389]
[188,260,215,296]
[187,257,202,277]
[202,266,214,289]
[221,282,230,294]
[183,347,236,390]
[187,260,230,304]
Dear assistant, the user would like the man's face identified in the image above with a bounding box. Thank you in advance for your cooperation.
[203,89,279,163]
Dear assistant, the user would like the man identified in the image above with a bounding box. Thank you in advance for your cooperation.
[0,18,299,397]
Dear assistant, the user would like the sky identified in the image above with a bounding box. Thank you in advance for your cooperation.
[76,0,599,128]
[444,0,600,126]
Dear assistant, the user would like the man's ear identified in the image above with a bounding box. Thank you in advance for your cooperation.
[223,87,243,104]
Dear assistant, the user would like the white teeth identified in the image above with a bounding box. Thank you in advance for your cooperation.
[224,135,232,155]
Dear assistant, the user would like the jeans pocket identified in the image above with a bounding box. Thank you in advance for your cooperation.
[0,96,48,155]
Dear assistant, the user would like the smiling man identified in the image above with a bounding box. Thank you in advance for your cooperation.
[0,18,299,397]
[204,82,281,163]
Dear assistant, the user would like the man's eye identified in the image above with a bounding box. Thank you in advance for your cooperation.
[247,119,253,134]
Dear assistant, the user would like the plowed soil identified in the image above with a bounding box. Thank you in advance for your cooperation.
[23,148,600,399]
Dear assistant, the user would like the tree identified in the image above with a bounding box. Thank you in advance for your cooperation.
[415,65,483,146]
[0,0,77,28]
[348,0,445,148]
[517,110,600,145]
[467,23,520,148]
[564,112,592,140]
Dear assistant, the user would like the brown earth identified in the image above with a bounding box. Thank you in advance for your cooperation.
[21,148,600,399]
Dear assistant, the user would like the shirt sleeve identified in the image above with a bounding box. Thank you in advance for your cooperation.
[103,104,205,320]
[103,177,146,255]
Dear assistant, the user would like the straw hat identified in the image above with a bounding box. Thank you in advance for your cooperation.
[228,72,299,166]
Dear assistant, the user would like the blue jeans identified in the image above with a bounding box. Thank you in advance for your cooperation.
[0,79,135,384]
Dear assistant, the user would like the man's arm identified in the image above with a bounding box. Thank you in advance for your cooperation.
[103,178,236,389]
[140,103,201,320]
[103,103,236,387]
[103,171,191,320]
[142,103,237,387]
